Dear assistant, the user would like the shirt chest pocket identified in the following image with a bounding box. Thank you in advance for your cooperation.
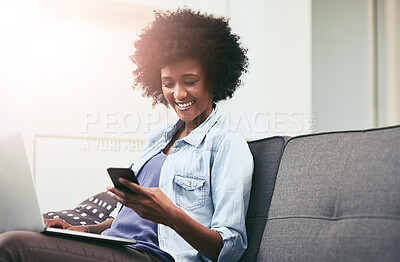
[173,174,206,211]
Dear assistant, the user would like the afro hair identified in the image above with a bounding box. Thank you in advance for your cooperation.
[131,8,249,106]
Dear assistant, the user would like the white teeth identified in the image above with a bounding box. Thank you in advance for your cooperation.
[177,101,194,108]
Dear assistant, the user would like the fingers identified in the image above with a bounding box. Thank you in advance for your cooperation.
[44,218,71,229]
[106,183,176,224]
[107,178,144,200]
[106,183,147,211]
[119,178,145,194]
[106,185,125,199]
[106,187,126,204]
[44,218,56,228]
[44,219,85,232]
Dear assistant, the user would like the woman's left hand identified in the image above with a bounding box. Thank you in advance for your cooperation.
[108,178,223,260]
[106,178,180,227]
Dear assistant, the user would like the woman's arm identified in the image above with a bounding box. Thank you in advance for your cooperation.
[107,180,223,260]
[44,217,114,234]
[170,207,223,260]
[85,218,114,234]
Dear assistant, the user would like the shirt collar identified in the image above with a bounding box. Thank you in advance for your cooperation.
[163,104,221,147]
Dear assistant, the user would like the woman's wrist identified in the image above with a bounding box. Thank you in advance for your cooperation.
[168,207,222,260]
[82,218,114,234]
[168,207,189,232]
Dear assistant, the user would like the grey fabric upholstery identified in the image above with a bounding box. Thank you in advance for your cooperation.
[257,126,400,262]
[239,136,290,262]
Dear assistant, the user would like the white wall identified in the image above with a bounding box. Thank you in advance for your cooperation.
[35,136,142,211]
[34,0,169,211]
[0,0,36,167]
[312,0,400,132]
[312,0,375,132]
[220,0,312,139]
[377,0,400,127]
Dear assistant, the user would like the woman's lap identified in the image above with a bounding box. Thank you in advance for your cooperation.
[0,231,162,262]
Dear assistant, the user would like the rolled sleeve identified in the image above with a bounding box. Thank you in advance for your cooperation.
[215,227,242,261]
[199,226,243,262]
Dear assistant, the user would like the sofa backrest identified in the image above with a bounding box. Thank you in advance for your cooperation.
[239,136,290,262]
[257,125,400,261]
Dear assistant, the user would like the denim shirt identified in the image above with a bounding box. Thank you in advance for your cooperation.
[131,106,253,262]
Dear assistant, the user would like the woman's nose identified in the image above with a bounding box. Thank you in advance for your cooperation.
[174,84,187,100]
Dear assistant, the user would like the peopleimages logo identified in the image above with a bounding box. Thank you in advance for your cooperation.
[80,110,317,151]
[81,110,317,134]
[221,111,317,134]
[81,139,146,152]
[81,110,165,134]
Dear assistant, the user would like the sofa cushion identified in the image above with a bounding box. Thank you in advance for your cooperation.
[239,136,290,262]
[258,125,400,261]
[43,191,117,226]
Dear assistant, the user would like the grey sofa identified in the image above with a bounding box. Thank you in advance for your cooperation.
[45,125,400,261]
[240,125,400,262]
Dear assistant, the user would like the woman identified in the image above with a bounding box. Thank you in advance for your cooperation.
[0,8,253,262]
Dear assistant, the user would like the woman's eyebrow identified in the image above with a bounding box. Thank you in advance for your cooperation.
[161,74,198,80]
[182,74,198,78]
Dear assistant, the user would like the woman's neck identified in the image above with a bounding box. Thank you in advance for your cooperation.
[181,105,213,136]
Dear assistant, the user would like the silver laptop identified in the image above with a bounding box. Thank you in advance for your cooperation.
[0,131,136,245]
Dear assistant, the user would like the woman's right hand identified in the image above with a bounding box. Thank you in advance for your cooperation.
[44,218,71,229]
[44,218,88,232]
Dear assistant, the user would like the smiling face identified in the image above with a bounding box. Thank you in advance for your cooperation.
[161,58,213,132]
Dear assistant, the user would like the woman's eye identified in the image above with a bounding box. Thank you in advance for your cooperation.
[163,82,174,88]
[184,80,198,86]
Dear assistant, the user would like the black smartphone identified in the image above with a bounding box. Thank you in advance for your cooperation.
[107,168,139,194]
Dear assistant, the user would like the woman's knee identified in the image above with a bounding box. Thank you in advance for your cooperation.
[0,231,41,261]
[0,231,29,247]
[0,231,26,260]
